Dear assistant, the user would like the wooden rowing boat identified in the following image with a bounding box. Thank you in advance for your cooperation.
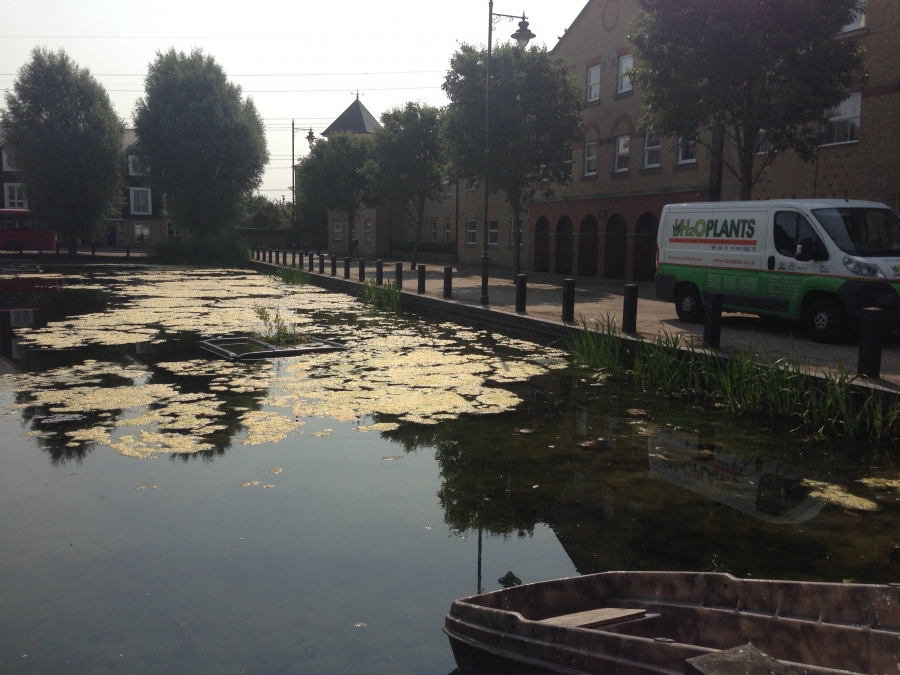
[444,571,899,674]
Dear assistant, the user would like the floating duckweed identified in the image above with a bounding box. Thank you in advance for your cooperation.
[356,423,400,433]
[240,411,303,445]
[268,468,282,475]
[239,480,260,488]
[801,480,880,512]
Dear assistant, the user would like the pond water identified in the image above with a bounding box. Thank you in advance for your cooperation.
[1,267,899,675]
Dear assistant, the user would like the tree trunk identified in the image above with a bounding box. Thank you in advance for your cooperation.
[512,205,522,278]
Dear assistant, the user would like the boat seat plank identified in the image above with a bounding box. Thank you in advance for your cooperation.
[537,607,646,629]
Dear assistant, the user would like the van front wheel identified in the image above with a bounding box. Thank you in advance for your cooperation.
[675,286,704,323]
[803,298,849,343]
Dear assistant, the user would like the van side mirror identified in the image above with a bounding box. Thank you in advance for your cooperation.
[795,238,815,262]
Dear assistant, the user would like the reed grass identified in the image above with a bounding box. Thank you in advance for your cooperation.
[360,280,401,312]
[276,267,309,285]
[251,305,309,346]
[568,320,900,443]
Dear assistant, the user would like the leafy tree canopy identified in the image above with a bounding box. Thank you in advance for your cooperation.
[240,194,291,229]
[134,48,268,237]
[296,131,373,254]
[442,43,583,274]
[1,48,124,252]
[365,102,443,269]
[629,0,865,200]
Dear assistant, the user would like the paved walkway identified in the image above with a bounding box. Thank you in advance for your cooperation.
[359,260,900,388]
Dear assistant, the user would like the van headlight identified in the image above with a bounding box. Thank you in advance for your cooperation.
[843,255,885,279]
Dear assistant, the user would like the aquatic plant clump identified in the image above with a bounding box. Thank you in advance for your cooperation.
[568,319,900,443]
[277,267,309,286]
[360,280,401,312]
[251,305,309,346]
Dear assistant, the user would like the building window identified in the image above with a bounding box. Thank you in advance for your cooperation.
[614,135,630,172]
[134,222,150,244]
[130,187,151,215]
[539,164,548,183]
[350,224,356,242]
[466,176,477,191]
[2,150,17,172]
[677,137,697,164]
[562,146,573,179]
[431,221,438,242]
[617,54,633,94]
[842,4,866,32]
[444,181,451,197]
[822,93,860,146]
[755,130,773,155]
[4,183,26,209]
[333,222,342,241]
[643,133,661,168]
[466,219,477,245]
[488,220,499,246]
[127,155,149,176]
[586,64,601,102]
[167,222,181,243]
[584,141,598,175]
[407,222,414,241]
[509,217,523,247]
[444,221,452,242]
[364,221,371,243]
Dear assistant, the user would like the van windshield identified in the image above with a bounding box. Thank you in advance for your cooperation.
[812,208,900,257]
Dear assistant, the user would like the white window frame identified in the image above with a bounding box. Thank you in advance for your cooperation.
[584,141,598,176]
[350,224,356,242]
[2,150,17,172]
[364,221,371,243]
[586,65,601,103]
[617,54,633,94]
[4,183,27,209]
[127,155,149,176]
[643,133,661,168]
[488,219,499,247]
[167,222,181,243]
[755,130,773,155]
[466,176,476,191]
[842,4,866,32]
[130,187,152,215]
[333,222,343,241]
[134,221,150,244]
[562,146,573,179]
[431,221,438,242]
[822,92,860,146]
[677,137,697,164]
[444,220,452,242]
[509,216,523,247]
[614,135,630,173]
[443,181,451,197]
[466,219,477,245]
[585,63,600,103]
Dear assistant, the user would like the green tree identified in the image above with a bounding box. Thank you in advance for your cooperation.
[134,48,268,237]
[241,194,290,229]
[295,132,373,255]
[629,0,865,200]
[1,48,124,253]
[442,44,583,275]
[365,103,443,270]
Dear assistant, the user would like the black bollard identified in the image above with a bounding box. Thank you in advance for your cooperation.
[318,254,325,274]
[316,246,321,256]
[703,292,724,349]
[267,249,272,263]
[562,279,575,323]
[344,257,351,279]
[56,242,60,256]
[622,284,639,333]
[417,265,426,294]
[292,249,296,267]
[126,244,130,258]
[858,307,883,378]
[91,243,96,257]
[515,274,527,313]
[395,262,403,289]
[443,266,452,299]
[375,260,383,286]
[330,255,337,276]
[304,244,309,256]
[38,245,43,257]
[359,258,366,282]
[308,253,314,271]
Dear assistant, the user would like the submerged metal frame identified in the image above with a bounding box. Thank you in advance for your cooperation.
[198,336,347,361]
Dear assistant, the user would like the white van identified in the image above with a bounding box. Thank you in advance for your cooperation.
[655,199,900,342]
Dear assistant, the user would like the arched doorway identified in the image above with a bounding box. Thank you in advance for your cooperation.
[604,215,627,279]
[578,215,599,277]
[633,212,658,281]
[534,217,550,272]
[555,216,573,274]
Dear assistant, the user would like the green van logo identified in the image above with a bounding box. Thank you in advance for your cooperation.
[672,218,756,239]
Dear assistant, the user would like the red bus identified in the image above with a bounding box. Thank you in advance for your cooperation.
[0,211,56,251]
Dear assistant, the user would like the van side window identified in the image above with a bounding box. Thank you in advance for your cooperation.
[774,212,821,258]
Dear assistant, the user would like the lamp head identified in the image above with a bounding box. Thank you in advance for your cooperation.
[511,17,535,48]
[306,129,315,148]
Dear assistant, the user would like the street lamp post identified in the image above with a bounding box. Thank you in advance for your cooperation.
[481,3,535,305]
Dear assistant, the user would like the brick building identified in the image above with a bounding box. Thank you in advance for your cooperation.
[109,129,171,247]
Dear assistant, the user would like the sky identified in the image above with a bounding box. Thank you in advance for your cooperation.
[0,0,591,201]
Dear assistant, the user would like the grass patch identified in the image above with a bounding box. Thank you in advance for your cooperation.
[251,305,309,346]
[149,235,250,267]
[360,280,401,312]
[276,267,309,285]
[568,319,900,443]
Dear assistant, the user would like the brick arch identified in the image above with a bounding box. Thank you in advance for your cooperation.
[609,114,636,139]
[584,121,601,140]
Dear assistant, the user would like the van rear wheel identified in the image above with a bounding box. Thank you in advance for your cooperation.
[803,298,849,344]
[3,241,22,252]
[675,286,704,323]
